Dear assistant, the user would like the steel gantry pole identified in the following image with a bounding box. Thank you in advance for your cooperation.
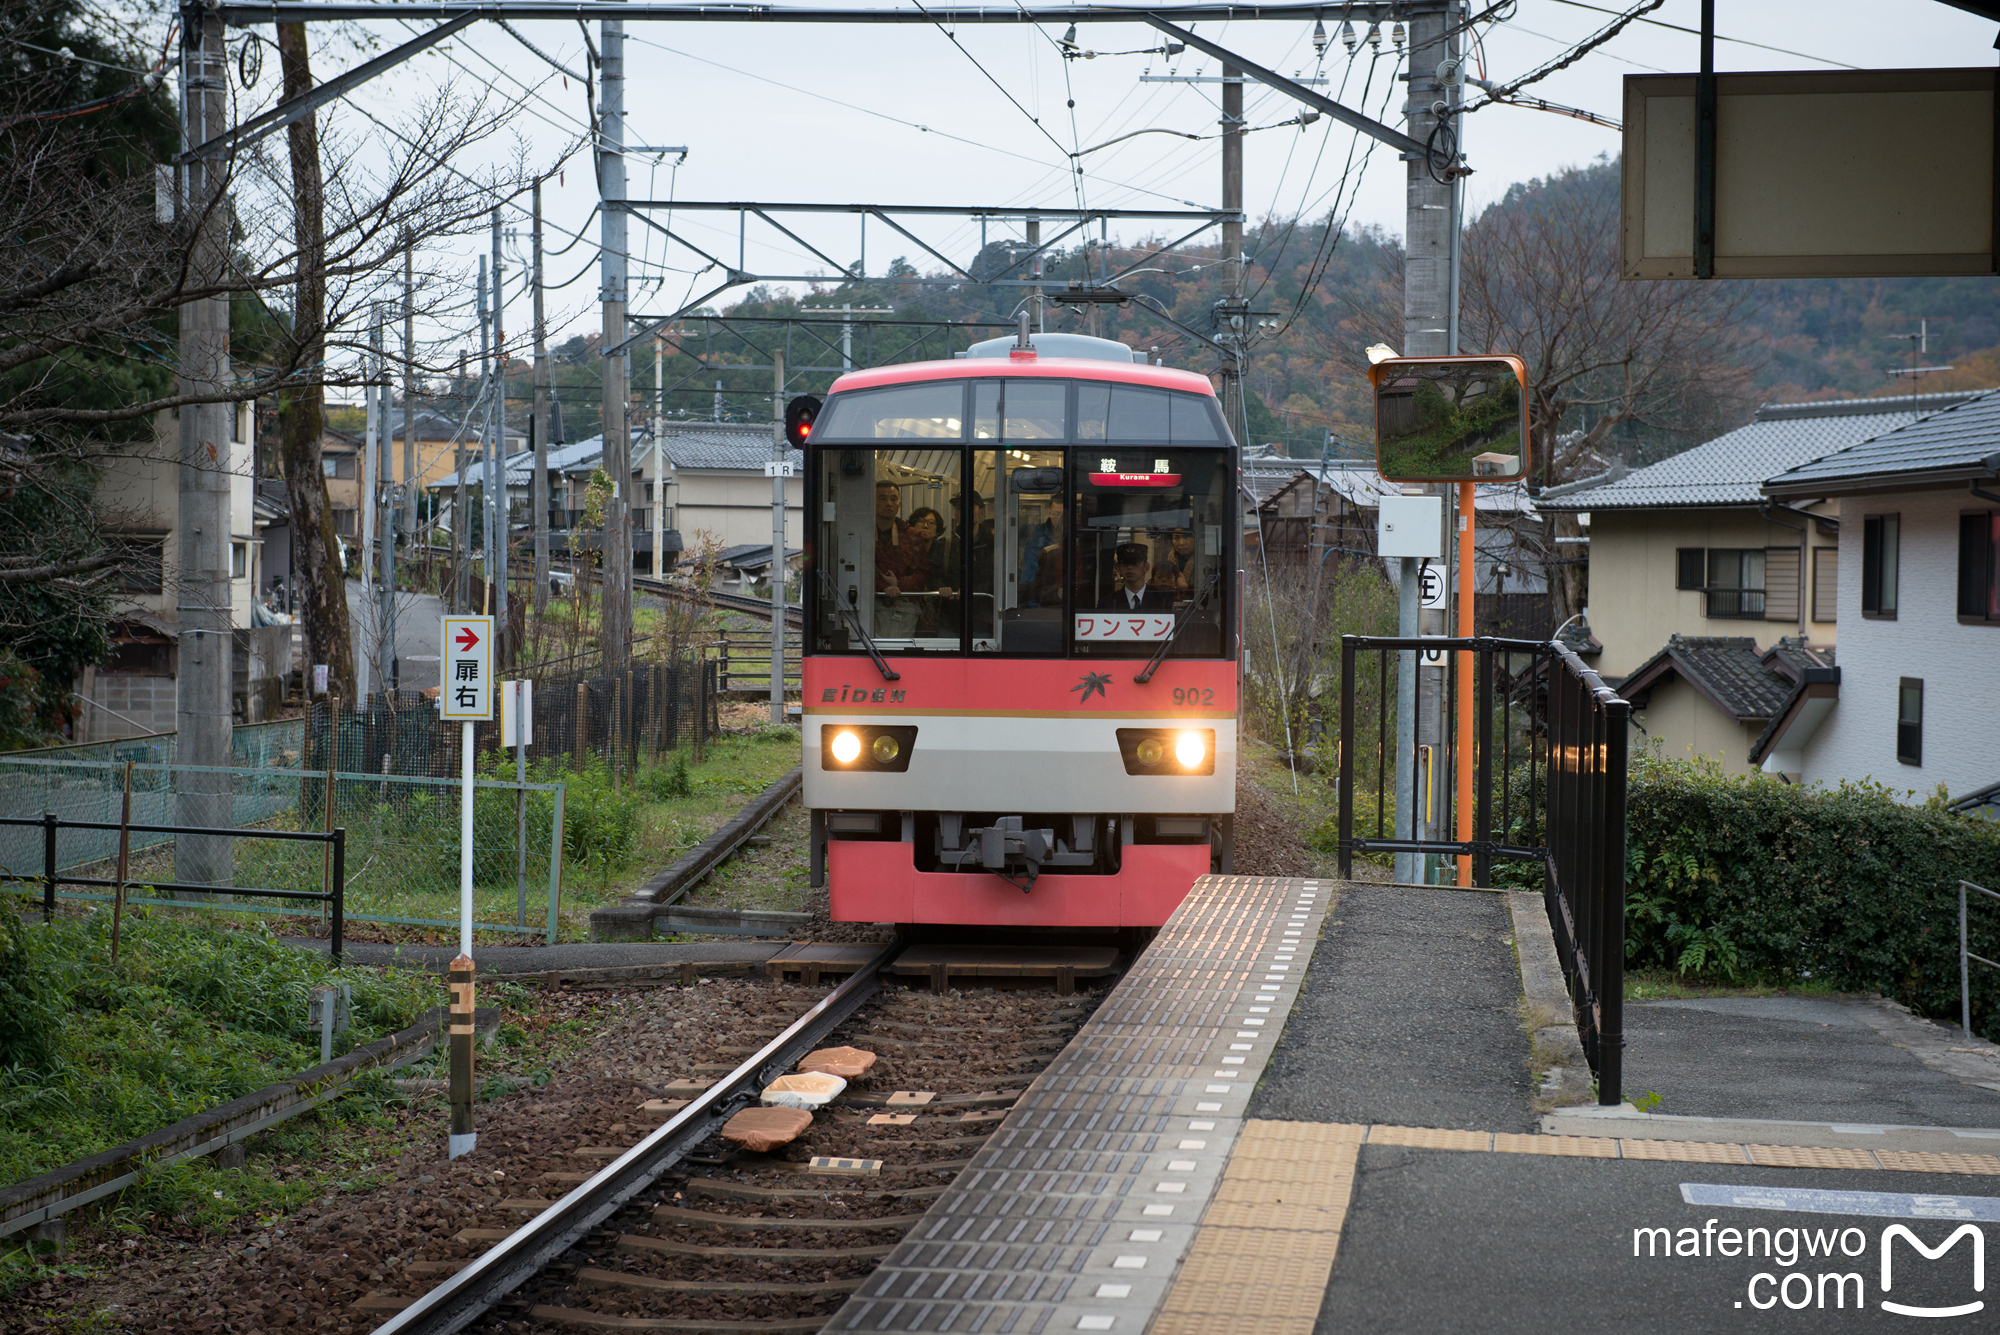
[599,1,633,674]
[174,2,235,888]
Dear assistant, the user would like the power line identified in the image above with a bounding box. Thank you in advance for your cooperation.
[1542,0,1860,70]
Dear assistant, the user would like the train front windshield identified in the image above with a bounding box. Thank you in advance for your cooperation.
[809,377,1234,658]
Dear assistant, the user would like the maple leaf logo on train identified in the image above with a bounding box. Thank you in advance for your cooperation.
[1072,671,1113,704]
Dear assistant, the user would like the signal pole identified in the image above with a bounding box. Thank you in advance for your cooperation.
[770,349,787,726]
[599,4,632,673]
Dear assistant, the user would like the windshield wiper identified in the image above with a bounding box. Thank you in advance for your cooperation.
[1135,571,1220,684]
[818,571,900,682]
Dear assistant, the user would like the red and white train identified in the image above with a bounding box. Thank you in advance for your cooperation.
[799,324,1240,937]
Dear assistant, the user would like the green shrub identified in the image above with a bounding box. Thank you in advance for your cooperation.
[1620,759,2000,1030]
[537,758,641,867]
[641,752,693,802]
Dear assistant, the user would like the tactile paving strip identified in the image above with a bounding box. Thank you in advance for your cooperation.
[825,874,1328,1335]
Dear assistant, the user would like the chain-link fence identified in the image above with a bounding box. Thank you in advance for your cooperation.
[0,758,566,941]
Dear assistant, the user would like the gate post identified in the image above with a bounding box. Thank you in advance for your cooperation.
[1598,693,1630,1106]
[1337,637,1356,881]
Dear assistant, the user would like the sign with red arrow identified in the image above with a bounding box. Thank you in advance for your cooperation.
[440,615,495,720]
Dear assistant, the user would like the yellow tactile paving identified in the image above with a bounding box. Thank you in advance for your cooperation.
[1366,1126,1492,1151]
[1150,1314,1316,1335]
[1490,1133,1622,1158]
[1876,1151,2000,1175]
[1152,1122,1362,1333]
[1744,1144,1882,1170]
[1614,1138,1748,1164]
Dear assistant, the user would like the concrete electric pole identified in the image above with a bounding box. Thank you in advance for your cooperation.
[1394,2,1461,886]
[599,6,632,673]
[490,207,509,649]
[174,4,235,888]
[1219,63,1246,439]
[532,179,551,616]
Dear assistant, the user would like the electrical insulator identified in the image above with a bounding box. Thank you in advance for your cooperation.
[1391,21,1406,48]
[1366,22,1381,50]
[1312,19,1329,56]
[1340,21,1357,52]
[1061,23,1078,51]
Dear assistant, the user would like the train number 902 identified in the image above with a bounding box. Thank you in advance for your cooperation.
[1171,687,1216,707]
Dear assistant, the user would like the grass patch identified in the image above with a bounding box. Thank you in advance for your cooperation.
[1623,968,1848,1003]
[0,901,435,1212]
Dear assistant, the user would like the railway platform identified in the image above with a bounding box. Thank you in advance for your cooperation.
[823,874,2000,1334]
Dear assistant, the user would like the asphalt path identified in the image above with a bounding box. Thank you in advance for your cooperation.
[344,579,443,692]
[1249,884,1535,1133]
[1322,1150,1992,1332]
[1623,997,2000,1127]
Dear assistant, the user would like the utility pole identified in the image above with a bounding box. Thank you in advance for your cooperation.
[360,303,378,702]
[453,350,469,615]
[532,179,551,615]
[375,305,397,693]
[599,3,632,674]
[653,334,665,580]
[1218,63,1246,437]
[175,2,234,887]
[770,349,787,725]
[490,207,509,649]
[402,242,417,546]
[1396,2,1458,886]
[478,254,492,620]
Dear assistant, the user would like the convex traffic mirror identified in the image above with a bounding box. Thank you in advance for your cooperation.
[1369,355,1530,484]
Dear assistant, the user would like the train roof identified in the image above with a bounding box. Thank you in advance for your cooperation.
[827,355,1217,399]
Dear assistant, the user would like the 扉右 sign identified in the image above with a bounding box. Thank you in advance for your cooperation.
[440,616,494,720]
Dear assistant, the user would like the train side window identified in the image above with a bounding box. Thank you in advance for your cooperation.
[812,447,963,653]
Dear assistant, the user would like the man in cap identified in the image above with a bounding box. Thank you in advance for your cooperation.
[1099,541,1175,611]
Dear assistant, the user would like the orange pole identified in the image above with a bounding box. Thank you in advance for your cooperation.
[1456,480,1476,887]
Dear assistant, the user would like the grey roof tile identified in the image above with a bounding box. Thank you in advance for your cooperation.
[1624,634,1796,722]
[1538,392,1984,511]
[1765,387,2000,492]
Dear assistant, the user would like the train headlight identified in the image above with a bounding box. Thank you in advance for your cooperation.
[820,724,917,772]
[1116,727,1216,776]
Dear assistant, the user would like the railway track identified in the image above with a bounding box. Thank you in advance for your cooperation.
[368,950,1104,1335]
[544,558,801,626]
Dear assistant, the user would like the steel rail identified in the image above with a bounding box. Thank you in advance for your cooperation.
[632,573,803,626]
[371,940,901,1335]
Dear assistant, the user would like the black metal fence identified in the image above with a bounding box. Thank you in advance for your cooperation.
[4,813,347,961]
[1334,635,1630,1104]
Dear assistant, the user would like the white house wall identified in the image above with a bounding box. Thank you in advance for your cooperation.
[1801,485,2000,802]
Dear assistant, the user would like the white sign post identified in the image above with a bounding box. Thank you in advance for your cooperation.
[502,680,533,928]
[440,615,492,1159]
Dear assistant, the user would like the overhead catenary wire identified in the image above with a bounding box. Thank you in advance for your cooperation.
[1465,0,1667,111]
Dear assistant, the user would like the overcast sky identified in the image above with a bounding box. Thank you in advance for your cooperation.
[294,0,1996,364]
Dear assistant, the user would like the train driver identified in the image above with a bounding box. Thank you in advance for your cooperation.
[1100,542,1175,612]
